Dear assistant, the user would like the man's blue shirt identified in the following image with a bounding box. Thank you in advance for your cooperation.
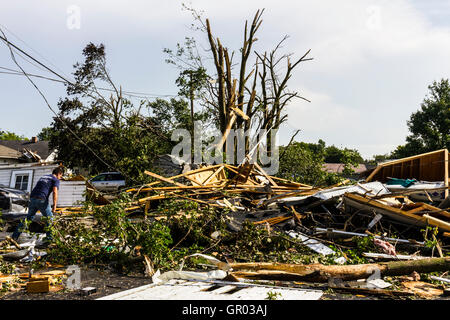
[30,174,60,201]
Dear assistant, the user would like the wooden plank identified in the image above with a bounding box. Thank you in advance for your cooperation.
[270,176,313,188]
[222,198,237,211]
[445,149,449,198]
[26,279,50,293]
[203,165,225,185]
[254,162,278,187]
[344,193,450,232]
[224,164,259,186]
[423,214,450,232]
[144,170,187,187]
[366,149,448,183]
[216,113,237,151]
[254,216,291,225]
[131,165,225,190]
[230,106,250,120]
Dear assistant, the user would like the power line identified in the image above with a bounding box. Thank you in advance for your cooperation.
[0,24,74,80]
[0,31,178,99]
[0,65,178,99]
[0,27,184,186]
[0,33,74,85]
[0,28,137,184]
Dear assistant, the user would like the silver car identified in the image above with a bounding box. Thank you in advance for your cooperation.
[89,172,126,192]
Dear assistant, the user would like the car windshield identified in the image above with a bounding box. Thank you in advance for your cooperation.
[107,174,124,181]
[91,174,106,182]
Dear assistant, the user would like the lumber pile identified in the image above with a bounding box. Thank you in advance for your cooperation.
[127,163,319,213]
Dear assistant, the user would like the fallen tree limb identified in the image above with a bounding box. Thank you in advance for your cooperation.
[327,285,414,297]
[230,257,450,282]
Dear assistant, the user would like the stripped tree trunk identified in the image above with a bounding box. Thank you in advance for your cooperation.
[230,257,450,282]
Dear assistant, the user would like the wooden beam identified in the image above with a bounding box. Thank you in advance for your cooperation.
[230,106,250,120]
[254,162,278,187]
[216,112,237,151]
[144,170,187,187]
[203,165,225,185]
[445,149,449,198]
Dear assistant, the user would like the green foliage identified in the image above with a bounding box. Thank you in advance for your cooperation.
[48,197,225,272]
[324,144,363,165]
[176,68,209,102]
[37,127,53,141]
[48,194,176,271]
[368,153,391,165]
[147,98,210,137]
[0,258,14,274]
[421,226,439,249]
[0,130,27,140]
[47,43,173,184]
[265,290,282,300]
[161,199,229,253]
[330,236,375,265]
[228,221,316,263]
[278,141,344,186]
[391,79,450,158]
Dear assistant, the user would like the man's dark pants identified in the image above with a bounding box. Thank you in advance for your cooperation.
[12,198,54,241]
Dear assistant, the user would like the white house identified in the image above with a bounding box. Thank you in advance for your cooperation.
[0,162,86,208]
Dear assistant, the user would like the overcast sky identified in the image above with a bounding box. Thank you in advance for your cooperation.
[1,0,449,159]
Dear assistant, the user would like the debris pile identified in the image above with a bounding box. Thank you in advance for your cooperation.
[1,149,449,299]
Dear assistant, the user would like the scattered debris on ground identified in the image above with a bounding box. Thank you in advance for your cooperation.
[1,149,449,300]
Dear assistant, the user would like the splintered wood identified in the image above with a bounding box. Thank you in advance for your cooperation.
[132,163,319,211]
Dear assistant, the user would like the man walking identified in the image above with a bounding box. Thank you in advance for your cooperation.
[12,167,63,242]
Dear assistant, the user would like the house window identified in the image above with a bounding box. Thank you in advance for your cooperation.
[14,174,29,191]
[10,170,33,193]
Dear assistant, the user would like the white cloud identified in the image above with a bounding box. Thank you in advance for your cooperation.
[1,0,449,159]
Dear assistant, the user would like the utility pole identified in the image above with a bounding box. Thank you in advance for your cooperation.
[189,71,195,164]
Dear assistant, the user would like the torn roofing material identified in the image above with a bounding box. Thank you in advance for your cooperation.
[366,148,449,198]
[276,181,390,206]
[0,140,54,160]
[343,193,450,232]
[97,279,323,300]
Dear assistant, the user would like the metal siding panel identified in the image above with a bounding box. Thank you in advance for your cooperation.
[0,169,12,187]
[56,181,86,207]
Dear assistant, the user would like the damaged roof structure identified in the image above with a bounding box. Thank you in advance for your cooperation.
[1,149,449,300]
[0,137,57,164]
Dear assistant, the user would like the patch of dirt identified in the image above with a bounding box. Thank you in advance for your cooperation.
[1,266,153,300]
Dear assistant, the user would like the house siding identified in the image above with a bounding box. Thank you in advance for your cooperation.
[0,163,85,207]
[55,181,86,207]
[0,168,11,187]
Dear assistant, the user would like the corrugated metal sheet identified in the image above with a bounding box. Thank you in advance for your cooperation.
[98,279,323,300]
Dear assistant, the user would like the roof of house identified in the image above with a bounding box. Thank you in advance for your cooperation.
[322,163,370,174]
[0,140,53,160]
[0,144,23,159]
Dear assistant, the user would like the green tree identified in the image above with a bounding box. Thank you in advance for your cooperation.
[278,141,342,186]
[48,43,172,183]
[164,37,212,162]
[146,98,209,136]
[392,79,450,158]
[323,145,363,164]
[0,130,27,140]
[37,127,53,141]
